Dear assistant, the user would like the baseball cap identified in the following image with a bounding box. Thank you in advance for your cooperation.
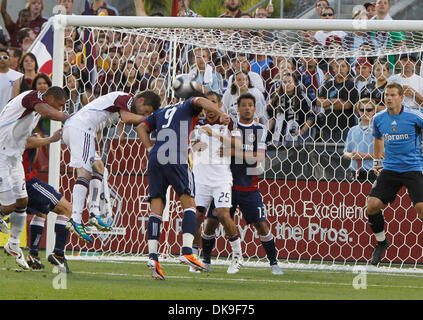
[356,57,372,68]
[363,2,376,9]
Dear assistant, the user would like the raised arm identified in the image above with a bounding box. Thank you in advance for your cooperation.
[193,97,230,125]
[1,0,13,27]
[34,103,70,122]
[134,0,147,16]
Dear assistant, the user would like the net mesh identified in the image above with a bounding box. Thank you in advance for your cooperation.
[58,24,423,270]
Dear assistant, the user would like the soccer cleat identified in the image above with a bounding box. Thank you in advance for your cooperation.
[27,254,45,270]
[370,239,390,266]
[147,259,165,280]
[4,242,29,270]
[48,253,72,274]
[66,218,93,243]
[270,264,284,275]
[189,266,200,273]
[179,254,207,272]
[203,262,211,273]
[88,213,112,232]
[227,255,243,274]
[0,218,9,234]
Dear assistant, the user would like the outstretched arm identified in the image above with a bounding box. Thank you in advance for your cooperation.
[193,97,230,125]
[119,109,146,125]
[34,103,70,122]
[136,122,154,151]
[26,129,62,149]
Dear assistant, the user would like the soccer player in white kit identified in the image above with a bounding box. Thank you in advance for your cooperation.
[0,86,69,269]
[62,91,161,243]
[191,91,243,273]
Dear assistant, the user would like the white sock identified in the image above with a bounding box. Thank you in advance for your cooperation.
[71,179,89,224]
[9,211,27,248]
[182,233,194,249]
[229,237,242,256]
[148,239,158,255]
[88,174,102,216]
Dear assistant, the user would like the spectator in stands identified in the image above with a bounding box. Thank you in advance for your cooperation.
[26,0,47,35]
[7,47,22,71]
[119,60,142,94]
[222,70,266,125]
[250,53,273,77]
[1,1,31,48]
[298,56,325,108]
[254,7,269,18]
[317,58,358,143]
[267,57,296,100]
[228,53,265,93]
[214,56,230,93]
[177,0,198,17]
[17,27,36,52]
[315,0,329,17]
[58,0,73,15]
[267,72,315,146]
[360,58,390,110]
[388,53,423,110]
[344,9,377,53]
[364,2,376,19]
[0,48,22,113]
[343,98,377,182]
[354,57,373,93]
[12,51,38,98]
[150,77,168,107]
[220,0,242,18]
[64,72,89,114]
[94,48,122,97]
[189,47,222,95]
[370,0,405,67]
[82,0,118,16]
[31,72,52,136]
[314,7,346,48]
[121,34,137,61]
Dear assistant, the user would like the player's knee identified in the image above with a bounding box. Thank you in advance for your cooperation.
[92,160,104,175]
[366,197,383,215]
[253,221,269,236]
[53,198,72,218]
[414,202,423,219]
[15,197,28,209]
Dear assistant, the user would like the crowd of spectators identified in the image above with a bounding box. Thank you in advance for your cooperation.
[0,0,422,180]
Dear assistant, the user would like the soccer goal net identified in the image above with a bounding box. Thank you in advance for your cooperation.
[46,15,423,272]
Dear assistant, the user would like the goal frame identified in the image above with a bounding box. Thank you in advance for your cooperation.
[46,14,423,272]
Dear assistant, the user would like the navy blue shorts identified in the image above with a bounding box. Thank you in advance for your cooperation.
[147,157,195,203]
[230,190,267,225]
[26,177,63,215]
[207,189,267,225]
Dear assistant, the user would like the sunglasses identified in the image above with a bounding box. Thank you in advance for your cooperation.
[321,13,334,17]
[0,55,9,61]
[359,108,375,112]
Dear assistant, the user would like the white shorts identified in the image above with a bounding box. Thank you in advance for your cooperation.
[62,125,95,173]
[0,155,27,205]
[195,183,232,209]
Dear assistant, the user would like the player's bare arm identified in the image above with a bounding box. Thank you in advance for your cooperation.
[119,109,146,125]
[25,129,62,149]
[136,121,153,151]
[34,103,69,122]
[193,97,230,125]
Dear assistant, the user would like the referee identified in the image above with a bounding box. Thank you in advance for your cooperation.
[367,82,423,265]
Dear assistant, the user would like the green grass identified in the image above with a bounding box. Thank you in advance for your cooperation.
[1,250,423,300]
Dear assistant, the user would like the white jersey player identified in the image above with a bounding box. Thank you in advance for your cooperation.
[62,91,161,243]
[0,87,69,269]
[190,91,242,274]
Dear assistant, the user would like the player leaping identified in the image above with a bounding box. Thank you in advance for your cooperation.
[137,90,231,280]
[62,91,161,243]
[0,87,69,270]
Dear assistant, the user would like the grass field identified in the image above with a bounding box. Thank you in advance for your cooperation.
[1,250,423,301]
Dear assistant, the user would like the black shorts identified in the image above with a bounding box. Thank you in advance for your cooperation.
[369,170,423,205]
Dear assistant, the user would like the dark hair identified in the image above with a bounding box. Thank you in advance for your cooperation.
[134,90,162,111]
[43,86,66,100]
[231,70,252,95]
[385,82,404,96]
[18,8,30,17]
[31,73,52,90]
[237,92,256,107]
[0,48,9,56]
[205,91,222,102]
[19,52,38,73]
[17,27,32,45]
[323,6,335,14]
[8,47,22,58]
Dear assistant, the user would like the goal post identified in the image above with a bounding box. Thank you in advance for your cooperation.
[46,14,423,272]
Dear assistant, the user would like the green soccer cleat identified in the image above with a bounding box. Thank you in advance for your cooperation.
[66,218,93,243]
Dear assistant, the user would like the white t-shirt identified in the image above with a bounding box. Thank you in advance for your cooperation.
[0,69,23,113]
[388,73,423,109]
[0,90,43,158]
[191,118,235,186]
[314,31,346,47]
[227,71,265,93]
[66,91,132,132]
[222,87,266,124]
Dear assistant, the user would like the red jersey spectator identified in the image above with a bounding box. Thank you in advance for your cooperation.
[1,0,31,48]
[26,0,48,35]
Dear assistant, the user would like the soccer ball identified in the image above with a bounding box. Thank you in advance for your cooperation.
[172,74,202,99]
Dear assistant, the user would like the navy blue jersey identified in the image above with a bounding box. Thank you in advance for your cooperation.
[373,105,423,172]
[230,121,267,191]
[143,97,201,164]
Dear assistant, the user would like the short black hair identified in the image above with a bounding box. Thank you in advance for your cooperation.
[43,86,66,100]
[31,73,52,90]
[134,90,162,111]
[237,92,255,106]
[0,48,9,56]
[205,91,222,102]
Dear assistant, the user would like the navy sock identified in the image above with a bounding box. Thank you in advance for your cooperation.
[261,235,278,265]
[54,222,69,257]
[147,215,162,261]
[201,234,216,264]
[29,224,44,257]
[181,209,196,255]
